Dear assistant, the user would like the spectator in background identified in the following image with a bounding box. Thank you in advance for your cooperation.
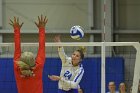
[107,81,119,93]
[119,82,127,93]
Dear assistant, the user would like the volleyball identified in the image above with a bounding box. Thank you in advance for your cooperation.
[70,25,84,40]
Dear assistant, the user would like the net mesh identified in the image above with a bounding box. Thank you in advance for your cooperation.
[0,42,139,93]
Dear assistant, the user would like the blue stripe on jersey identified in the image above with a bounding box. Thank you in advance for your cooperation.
[79,64,83,67]
[74,68,84,82]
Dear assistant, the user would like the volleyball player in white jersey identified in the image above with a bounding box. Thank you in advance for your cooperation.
[48,35,85,93]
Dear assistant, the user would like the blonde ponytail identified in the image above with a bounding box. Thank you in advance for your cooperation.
[17,61,34,77]
[16,51,35,77]
[78,46,86,54]
[76,46,86,60]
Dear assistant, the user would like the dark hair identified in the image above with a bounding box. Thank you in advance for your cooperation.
[76,49,84,60]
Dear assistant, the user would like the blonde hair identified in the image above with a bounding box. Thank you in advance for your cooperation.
[76,46,86,60]
[20,51,35,67]
[78,46,86,54]
[16,61,34,77]
[17,51,35,77]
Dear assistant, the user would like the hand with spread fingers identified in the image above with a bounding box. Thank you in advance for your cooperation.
[9,17,24,29]
[48,75,61,81]
[35,15,48,28]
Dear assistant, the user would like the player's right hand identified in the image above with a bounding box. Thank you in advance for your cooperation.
[9,17,24,29]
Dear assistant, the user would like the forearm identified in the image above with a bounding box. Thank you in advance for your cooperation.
[58,47,67,60]
[36,27,45,61]
[14,27,21,60]
[34,15,47,65]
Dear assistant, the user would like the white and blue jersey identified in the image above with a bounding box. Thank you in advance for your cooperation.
[58,47,84,91]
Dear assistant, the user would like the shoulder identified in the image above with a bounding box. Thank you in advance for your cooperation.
[79,64,84,71]
[76,65,84,74]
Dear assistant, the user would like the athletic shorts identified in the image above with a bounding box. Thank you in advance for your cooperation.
[58,89,78,93]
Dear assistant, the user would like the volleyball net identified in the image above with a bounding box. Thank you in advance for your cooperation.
[0,42,140,93]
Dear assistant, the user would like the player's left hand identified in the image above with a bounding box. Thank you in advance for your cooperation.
[48,75,61,81]
[9,17,24,29]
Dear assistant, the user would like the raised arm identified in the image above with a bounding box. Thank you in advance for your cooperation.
[9,17,23,61]
[54,35,69,64]
[35,15,48,64]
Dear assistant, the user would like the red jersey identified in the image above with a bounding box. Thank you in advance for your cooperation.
[13,27,45,93]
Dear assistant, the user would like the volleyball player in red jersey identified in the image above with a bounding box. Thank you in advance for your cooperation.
[9,15,48,93]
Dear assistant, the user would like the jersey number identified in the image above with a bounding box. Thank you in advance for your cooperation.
[64,71,72,80]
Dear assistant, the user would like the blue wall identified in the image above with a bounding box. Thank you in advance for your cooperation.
[0,57,124,93]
